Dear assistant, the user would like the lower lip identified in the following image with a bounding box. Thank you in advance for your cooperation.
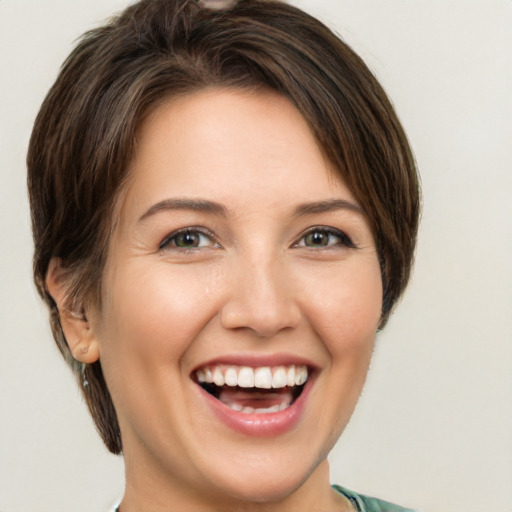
[196,377,314,437]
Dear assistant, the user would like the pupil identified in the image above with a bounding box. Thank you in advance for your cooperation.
[178,231,198,247]
[307,230,327,246]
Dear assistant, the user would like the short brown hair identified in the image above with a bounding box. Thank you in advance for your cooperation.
[27,0,420,454]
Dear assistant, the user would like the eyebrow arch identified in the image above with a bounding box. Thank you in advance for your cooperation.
[138,198,228,222]
[293,199,364,217]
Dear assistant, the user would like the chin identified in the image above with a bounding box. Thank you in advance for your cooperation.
[191,435,332,507]
[206,463,315,505]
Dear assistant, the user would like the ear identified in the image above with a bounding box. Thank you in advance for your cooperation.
[46,258,100,364]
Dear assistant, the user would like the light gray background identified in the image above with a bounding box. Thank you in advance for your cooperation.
[1,1,511,511]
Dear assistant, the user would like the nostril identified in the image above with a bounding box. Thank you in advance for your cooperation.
[220,302,301,338]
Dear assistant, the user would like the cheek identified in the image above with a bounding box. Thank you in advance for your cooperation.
[97,260,223,369]
[93,261,226,430]
[297,257,383,356]
[295,258,382,452]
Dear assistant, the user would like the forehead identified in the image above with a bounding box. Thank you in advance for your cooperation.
[120,87,356,223]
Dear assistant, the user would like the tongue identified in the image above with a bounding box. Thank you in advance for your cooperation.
[218,387,294,409]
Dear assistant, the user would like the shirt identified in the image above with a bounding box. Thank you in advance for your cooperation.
[333,485,418,512]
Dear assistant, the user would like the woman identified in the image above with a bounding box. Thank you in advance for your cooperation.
[27,0,420,510]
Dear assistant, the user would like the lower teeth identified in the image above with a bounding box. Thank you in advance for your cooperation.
[199,382,305,414]
[226,403,288,414]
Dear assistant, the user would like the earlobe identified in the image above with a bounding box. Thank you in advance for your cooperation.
[46,258,100,364]
[64,314,100,364]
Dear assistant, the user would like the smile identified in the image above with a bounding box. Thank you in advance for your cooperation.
[194,364,309,415]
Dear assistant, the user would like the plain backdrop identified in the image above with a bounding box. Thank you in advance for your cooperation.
[1,1,511,511]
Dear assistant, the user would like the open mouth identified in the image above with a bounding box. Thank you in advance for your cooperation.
[194,365,309,414]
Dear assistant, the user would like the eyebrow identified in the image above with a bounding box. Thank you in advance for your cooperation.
[138,198,228,222]
[138,197,363,223]
[293,199,364,216]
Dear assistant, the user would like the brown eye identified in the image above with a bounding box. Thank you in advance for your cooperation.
[159,228,216,250]
[296,227,356,249]
[175,230,201,248]
[304,230,330,247]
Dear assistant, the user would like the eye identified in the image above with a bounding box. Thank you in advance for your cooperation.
[295,227,356,249]
[159,228,218,250]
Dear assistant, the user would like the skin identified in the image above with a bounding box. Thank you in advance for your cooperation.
[49,88,382,511]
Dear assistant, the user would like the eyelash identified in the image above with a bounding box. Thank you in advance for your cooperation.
[159,227,218,251]
[293,226,356,250]
[158,226,356,252]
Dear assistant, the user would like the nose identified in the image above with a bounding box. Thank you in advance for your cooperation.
[220,254,301,338]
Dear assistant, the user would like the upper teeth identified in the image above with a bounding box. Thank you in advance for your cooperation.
[196,365,308,389]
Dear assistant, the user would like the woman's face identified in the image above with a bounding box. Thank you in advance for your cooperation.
[91,88,382,507]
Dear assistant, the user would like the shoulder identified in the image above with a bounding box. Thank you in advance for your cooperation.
[333,485,419,512]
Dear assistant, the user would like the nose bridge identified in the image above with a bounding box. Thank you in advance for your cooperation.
[220,246,300,337]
